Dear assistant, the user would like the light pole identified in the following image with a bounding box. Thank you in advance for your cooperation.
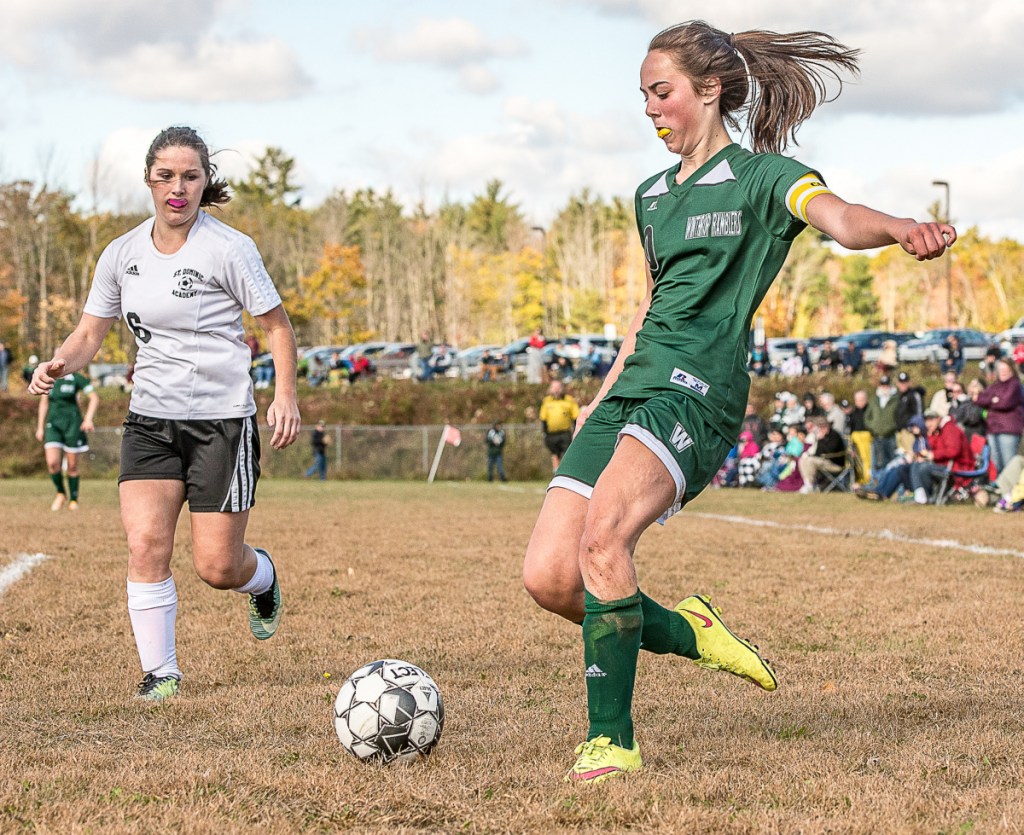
[532,226,550,334]
[932,179,952,327]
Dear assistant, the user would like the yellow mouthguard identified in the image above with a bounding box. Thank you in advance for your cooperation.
[657,128,671,138]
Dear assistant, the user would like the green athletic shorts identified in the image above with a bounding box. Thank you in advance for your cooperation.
[43,411,89,453]
[549,391,732,522]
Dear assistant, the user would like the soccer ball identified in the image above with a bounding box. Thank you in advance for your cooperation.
[333,659,444,763]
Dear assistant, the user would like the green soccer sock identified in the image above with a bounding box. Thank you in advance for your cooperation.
[68,476,80,501]
[639,591,699,659]
[583,590,643,749]
[50,472,66,496]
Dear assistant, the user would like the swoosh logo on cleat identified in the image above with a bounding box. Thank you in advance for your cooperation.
[682,609,713,628]
[572,767,621,781]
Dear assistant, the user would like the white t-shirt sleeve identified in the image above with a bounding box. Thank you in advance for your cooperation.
[220,237,282,317]
[83,243,123,319]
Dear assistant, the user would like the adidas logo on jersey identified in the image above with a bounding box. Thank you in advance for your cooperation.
[647,199,658,211]
[125,264,139,276]
[585,664,607,678]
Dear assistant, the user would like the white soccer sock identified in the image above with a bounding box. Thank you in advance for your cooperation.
[231,547,274,596]
[126,577,181,680]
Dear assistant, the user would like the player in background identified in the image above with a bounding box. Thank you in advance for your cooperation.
[522,20,956,783]
[29,126,302,702]
[36,369,99,511]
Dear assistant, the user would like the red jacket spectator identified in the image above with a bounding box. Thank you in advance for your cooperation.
[928,415,974,477]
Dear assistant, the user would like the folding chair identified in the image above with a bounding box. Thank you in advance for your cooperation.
[934,439,991,506]
[820,443,856,494]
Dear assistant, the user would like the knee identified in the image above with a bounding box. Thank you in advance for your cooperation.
[522,554,582,621]
[193,553,243,589]
[577,517,626,575]
[126,531,173,577]
[195,565,237,590]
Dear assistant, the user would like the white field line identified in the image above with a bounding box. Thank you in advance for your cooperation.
[478,484,1021,560]
[0,553,52,598]
[690,513,1024,560]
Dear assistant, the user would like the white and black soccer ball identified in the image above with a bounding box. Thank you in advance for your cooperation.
[333,659,444,763]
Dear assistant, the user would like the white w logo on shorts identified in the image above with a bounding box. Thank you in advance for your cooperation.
[670,423,693,453]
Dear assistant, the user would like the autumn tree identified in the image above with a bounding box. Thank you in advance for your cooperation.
[286,243,368,345]
[839,255,881,332]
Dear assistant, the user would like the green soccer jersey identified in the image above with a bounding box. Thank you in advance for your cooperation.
[48,373,93,417]
[615,143,826,442]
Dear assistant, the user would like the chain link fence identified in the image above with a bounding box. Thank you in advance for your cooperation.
[83,423,552,481]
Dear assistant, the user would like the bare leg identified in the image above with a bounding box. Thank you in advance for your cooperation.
[44,447,64,476]
[523,487,588,622]
[190,511,258,590]
[579,436,676,600]
[120,480,186,685]
[121,480,185,582]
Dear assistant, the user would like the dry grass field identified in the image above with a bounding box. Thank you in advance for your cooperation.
[2,478,1024,834]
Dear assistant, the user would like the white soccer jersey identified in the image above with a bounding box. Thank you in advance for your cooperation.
[84,211,282,420]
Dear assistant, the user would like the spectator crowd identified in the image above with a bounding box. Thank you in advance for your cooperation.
[716,352,1024,511]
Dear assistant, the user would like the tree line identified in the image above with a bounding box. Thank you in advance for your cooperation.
[2,147,1022,365]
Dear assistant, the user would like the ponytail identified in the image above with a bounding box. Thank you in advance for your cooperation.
[649,21,860,154]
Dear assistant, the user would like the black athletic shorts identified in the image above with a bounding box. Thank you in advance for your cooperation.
[544,430,573,458]
[119,411,261,512]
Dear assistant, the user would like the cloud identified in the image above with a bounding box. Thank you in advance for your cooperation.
[504,96,646,153]
[0,0,311,103]
[87,127,158,211]
[2,0,219,65]
[358,17,526,94]
[460,64,500,95]
[100,37,311,103]
[364,99,652,226]
[564,0,1024,115]
[87,130,318,213]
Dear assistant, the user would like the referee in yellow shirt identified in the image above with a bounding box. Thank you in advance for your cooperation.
[539,380,580,472]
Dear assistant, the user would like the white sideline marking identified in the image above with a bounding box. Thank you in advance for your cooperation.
[0,553,52,598]
[482,485,1022,559]
[691,513,1024,560]
[496,484,544,495]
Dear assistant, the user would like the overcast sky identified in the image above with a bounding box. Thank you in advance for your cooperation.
[2,0,1022,240]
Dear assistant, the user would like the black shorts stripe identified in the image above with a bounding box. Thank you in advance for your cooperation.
[120,411,261,512]
[222,417,256,512]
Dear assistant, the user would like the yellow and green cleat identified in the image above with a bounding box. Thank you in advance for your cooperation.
[675,594,778,691]
[248,548,281,640]
[136,673,180,702]
[565,736,642,784]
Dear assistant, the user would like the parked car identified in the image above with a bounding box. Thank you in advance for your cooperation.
[897,329,991,363]
[765,337,823,368]
[449,344,502,379]
[373,342,417,378]
[996,329,1024,347]
[88,362,131,388]
[298,345,348,378]
[338,341,391,364]
[838,330,917,363]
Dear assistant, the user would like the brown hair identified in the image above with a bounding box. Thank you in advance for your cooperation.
[648,20,860,154]
[144,126,231,207]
